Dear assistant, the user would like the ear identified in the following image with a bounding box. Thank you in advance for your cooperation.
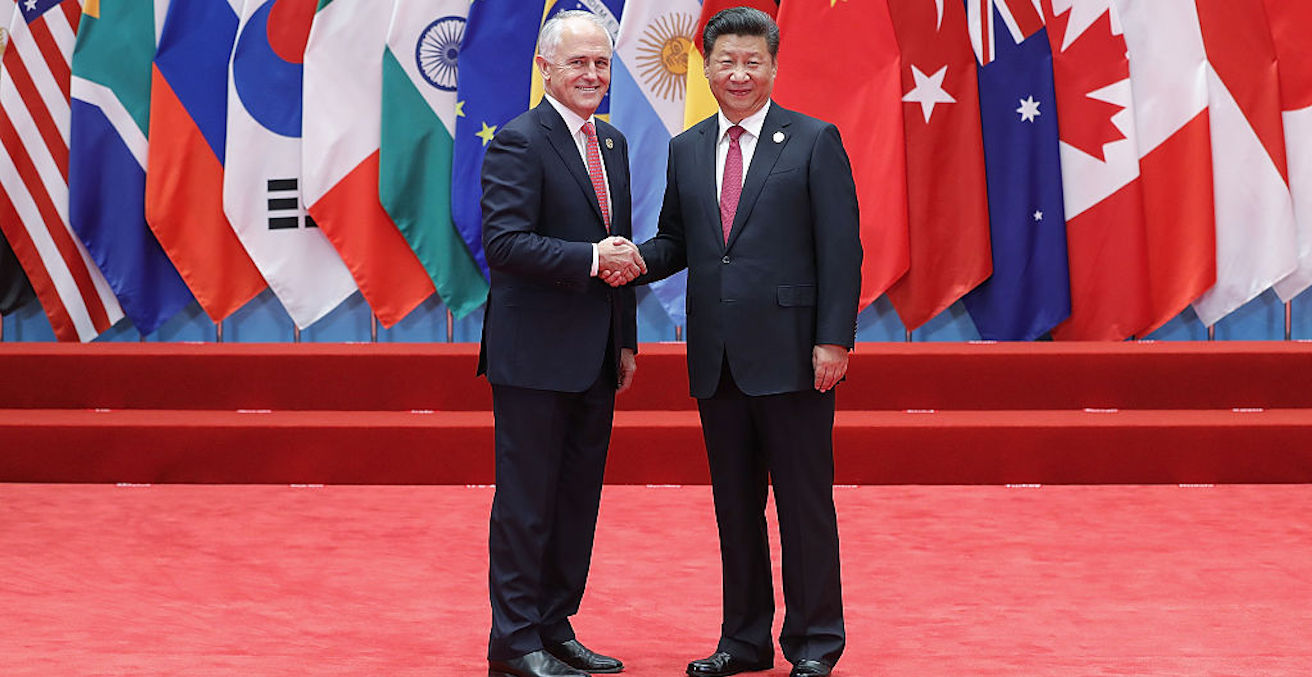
[535,54,551,81]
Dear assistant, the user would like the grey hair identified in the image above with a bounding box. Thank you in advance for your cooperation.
[537,10,614,61]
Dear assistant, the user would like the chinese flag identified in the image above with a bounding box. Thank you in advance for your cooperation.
[774,0,909,311]
[884,0,991,331]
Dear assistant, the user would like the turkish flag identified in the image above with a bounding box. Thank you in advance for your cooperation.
[883,0,990,331]
[1265,0,1312,303]
[1044,0,1151,341]
[774,0,909,310]
[1112,0,1216,336]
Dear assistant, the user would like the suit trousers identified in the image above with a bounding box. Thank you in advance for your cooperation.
[697,359,845,667]
[487,364,616,661]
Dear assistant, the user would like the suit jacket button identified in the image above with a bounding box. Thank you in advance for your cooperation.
[722,255,730,264]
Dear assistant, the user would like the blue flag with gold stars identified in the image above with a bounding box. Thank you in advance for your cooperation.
[451,1,623,278]
[962,0,1070,341]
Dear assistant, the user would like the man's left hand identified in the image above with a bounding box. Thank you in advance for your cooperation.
[618,348,637,393]
[813,344,848,392]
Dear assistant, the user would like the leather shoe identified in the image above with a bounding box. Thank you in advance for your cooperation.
[686,651,772,677]
[789,659,833,677]
[488,649,588,677]
[545,638,623,673]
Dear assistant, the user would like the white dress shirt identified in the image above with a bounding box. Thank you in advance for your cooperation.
[715,100,772,203]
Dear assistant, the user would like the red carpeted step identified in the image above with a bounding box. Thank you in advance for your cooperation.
[5,342,1312,411]
[5,408,1312,485]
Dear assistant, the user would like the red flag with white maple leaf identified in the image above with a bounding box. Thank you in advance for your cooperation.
[884,0,991,331]
[1043,0,1151,340]
[1111,0,1215,336]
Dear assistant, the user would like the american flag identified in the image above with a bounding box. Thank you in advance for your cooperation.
[0,0,121,341]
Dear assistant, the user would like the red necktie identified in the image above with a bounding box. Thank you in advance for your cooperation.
[720,125,745,244]
[582,121,610,232]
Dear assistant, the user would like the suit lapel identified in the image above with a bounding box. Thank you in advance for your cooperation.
[597,121,626,235]
[693,117,724,252]
[726,104,791,251]
[539,103,608,232]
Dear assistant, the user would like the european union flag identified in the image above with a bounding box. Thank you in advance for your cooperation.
[451,1,624,279]
[962,0,1070,341]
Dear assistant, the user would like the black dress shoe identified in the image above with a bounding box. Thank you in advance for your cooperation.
[488,649,589,677]
[545,639,623,673]
[686,651,772,677]
[789,659,833,677]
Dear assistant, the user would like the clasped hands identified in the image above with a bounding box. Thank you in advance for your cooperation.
[597,236,646,287]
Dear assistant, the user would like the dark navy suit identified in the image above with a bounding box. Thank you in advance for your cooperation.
[478,101,636,661]
[638,102,861,668]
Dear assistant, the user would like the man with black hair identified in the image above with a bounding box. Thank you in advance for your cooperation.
[634,7,862,677]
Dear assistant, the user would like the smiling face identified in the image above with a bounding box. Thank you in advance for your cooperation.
[704,33,777,124]
[537,19,612,120]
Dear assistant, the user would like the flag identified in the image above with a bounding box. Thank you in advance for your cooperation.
[223,0,356,330]
[1043,0,1150,341]
[302,0,435,328]
[380,0,488,320]
[1111,0,1215,336]
[963,0,1070,341]
[1191,0,1297,327]
[1266,0,1312,303]
[0,226,36,316]
[884,0,991,331]
[775,0,909,311]
[611,0,699,326]
[683,0,776,131]
[451,2,546,279]
[451,1,621,280]
[1,0,125,341]
[145,0,265,323]
[68,0,193,336]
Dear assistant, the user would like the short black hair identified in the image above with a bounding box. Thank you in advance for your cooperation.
[702,7,779,59]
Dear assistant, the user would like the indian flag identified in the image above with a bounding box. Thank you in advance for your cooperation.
[380,0,487,319]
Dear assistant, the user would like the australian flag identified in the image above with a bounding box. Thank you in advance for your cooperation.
[962,0,1070,341]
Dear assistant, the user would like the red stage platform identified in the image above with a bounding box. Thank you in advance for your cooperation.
[3,342,1312,484]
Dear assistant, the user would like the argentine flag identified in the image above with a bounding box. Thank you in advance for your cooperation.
[611,0,699,327]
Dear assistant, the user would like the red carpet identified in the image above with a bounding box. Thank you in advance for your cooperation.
[2,483,1311,675]
[4,342,1312,483]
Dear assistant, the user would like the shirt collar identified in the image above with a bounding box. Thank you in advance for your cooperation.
[544,93,595,138]
[718,100,771,142]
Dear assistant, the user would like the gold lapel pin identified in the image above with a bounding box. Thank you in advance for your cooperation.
[773,131,785,144]
[605,138,614,149]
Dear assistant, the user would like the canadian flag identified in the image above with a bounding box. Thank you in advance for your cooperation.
[884,0,992,332]
[1190,0,1297,327]
[1265,1,1312,303]
[1111,0,1215,336]
[1044,0,1149,341]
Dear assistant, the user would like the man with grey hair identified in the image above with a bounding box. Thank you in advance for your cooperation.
[478,9,643,677]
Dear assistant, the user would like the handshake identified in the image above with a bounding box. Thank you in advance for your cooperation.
[597,236,647,287]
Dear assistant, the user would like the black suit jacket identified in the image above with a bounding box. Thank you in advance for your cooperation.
[477,102,638,392]
[639,103,861,398]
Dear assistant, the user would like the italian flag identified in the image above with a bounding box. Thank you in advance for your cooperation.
[380,0,487,319]
[302,0,434,328]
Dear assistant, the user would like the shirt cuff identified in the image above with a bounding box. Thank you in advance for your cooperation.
[590,243,599,277]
